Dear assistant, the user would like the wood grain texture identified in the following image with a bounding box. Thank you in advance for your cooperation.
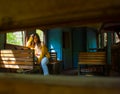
[0,73,120,94]
[0,49,34,69]
[78,52,106,65]
[0,0,120,31]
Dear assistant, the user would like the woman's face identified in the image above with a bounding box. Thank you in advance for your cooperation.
[34,35,38,43]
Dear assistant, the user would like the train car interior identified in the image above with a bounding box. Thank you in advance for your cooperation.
[0,0,120,94]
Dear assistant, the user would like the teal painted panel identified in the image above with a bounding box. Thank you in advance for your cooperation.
[86,28,97,52]
[47,28,62,60]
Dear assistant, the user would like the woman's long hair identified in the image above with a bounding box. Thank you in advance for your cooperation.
[34,33,41,46]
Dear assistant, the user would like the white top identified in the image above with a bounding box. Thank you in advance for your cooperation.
[35,45,42,58]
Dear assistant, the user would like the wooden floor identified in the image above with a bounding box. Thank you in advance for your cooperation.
[0,73,120,94]
[61,68,120,77]
[61,68,78,76]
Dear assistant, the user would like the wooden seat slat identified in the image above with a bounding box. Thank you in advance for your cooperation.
[0,64,33,69]
[0,49,33,53]
[0,57,33,61]
[0,61,33,65]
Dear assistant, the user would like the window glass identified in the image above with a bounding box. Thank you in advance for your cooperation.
[104,33,107,47]
[36,29,44,42]
[6,31,25,46]
[115,32,120,43]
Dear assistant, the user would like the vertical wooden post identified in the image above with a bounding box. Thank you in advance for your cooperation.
[106,32,112,75]
[107,32,112,64]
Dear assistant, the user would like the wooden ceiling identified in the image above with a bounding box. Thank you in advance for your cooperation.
[0,0,120,32]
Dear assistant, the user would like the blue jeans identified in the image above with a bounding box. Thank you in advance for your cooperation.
[40,57,49,75]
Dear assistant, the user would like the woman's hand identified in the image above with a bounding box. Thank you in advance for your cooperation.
[29,36,33,42]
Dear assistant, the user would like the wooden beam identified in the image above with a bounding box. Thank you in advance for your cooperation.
[0,0,120,31]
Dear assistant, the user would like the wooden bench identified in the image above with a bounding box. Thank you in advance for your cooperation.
[0,49,62,74]
[78,52,106,76]
[0,49,35,73]
[48,52,62,74]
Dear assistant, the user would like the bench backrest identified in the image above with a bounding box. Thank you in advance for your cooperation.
[0,49,34,69]
[78,52,106,65]
[49,52,57,62]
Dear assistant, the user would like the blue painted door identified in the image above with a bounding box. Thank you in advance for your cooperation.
[62,29,73,69]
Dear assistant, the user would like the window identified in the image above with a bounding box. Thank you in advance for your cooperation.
[6,31,25,46]
[36,29,44,42]
[98,32,120,48]
[98,33,106,48]
[115,32,120,43]
[103,33,107,47]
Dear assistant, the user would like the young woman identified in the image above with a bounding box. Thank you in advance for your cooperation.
[27,33,50,75]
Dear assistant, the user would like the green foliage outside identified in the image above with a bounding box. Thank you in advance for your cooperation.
[7,32,23,46]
